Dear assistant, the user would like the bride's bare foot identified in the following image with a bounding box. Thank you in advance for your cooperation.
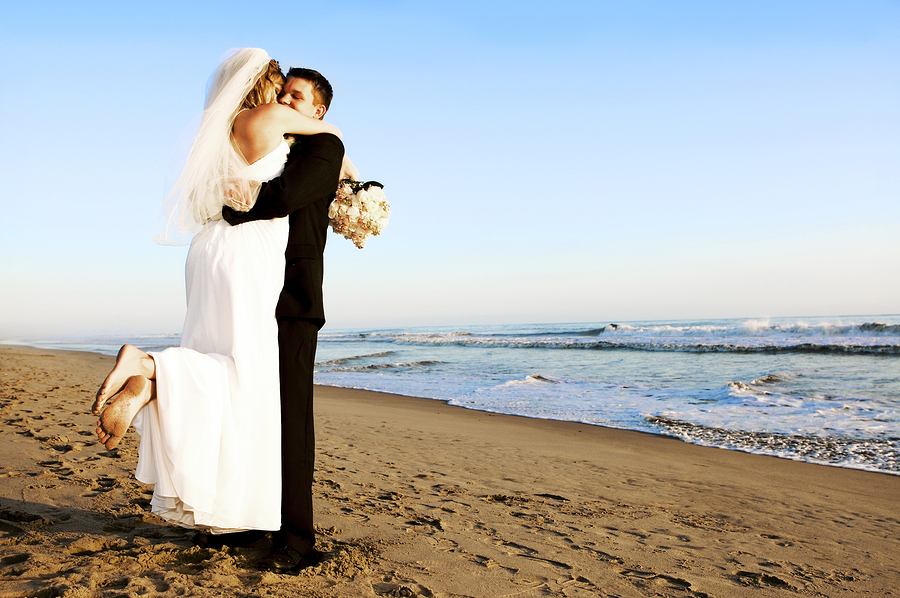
[96,375,153,450]
[94,344,155,414]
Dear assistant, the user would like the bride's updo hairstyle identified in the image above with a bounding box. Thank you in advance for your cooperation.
[241,60,284,110]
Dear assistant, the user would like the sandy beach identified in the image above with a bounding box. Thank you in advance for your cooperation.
[1,344,898,597]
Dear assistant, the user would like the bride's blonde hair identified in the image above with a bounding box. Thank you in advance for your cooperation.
[241,59,285,110]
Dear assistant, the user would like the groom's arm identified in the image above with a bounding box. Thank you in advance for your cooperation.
[223,133,344,225]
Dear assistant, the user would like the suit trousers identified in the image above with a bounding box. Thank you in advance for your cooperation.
[277,318,319,553]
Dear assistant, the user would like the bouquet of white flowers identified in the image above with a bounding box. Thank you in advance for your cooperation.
[328,179,390,249]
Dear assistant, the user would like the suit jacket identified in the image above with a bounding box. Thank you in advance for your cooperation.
[223,133,344,327]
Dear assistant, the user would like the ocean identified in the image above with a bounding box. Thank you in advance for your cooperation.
[9,315,900,475]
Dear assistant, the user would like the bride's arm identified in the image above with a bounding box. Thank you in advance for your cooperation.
[340,155,359,181]
[247,103,342,138]
[233,104,341,164]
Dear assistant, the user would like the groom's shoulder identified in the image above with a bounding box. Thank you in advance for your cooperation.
[287,133,344,161]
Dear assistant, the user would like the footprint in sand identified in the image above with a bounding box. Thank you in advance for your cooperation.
[578,545,623,565]
[0,553,30,566]
[338,506,370,523]
[96,476,118,490]
[760,532,794,547]
[65,535,128,555]
[36,460,74,477]
[47,443,75,454]
[81,476,118,497]
[556,574,601,594]
[429,537,458,552]
[0,508,44,523]
[466,553,518,573]
[536,493,570,502]
[103,514,144,533]
[129,490,154,509]
[406,516,443,531]
[372,582,434,597]
[735,570,794,589]
[621,569,699,593]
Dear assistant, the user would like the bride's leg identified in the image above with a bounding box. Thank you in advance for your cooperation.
[93,344,156,414]
[96,375,155,450]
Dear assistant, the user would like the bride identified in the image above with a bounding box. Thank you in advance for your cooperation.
[91,48,349,533]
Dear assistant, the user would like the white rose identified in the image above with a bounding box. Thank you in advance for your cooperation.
[366,186,386,203]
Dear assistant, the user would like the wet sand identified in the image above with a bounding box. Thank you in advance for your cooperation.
[1,344,898,597]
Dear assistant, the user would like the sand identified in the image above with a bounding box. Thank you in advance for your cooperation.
[1,344,898,597]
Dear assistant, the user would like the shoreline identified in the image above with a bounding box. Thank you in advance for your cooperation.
[1,344,899,596]
[322,384,900,477]
[4,341,897,477]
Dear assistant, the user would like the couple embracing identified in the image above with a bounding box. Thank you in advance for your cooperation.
[92,48,356,573]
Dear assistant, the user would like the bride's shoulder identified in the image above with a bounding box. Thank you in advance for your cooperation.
[233,104,268,134]
[235,103,291,126]
[232,105,286,165]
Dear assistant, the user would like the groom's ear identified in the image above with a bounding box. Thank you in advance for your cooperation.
[314,104,327,120]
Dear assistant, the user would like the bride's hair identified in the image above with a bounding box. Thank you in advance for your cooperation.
[241,59,285,110]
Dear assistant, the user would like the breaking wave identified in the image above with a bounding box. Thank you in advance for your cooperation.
[317,360,442,373]
[321,320,900,355]
[315,351,395,366]
[648,416,900,473]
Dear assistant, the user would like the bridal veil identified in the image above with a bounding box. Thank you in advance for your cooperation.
[154,48,273,245]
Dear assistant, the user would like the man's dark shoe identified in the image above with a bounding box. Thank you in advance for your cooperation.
[193,530,266,549]
[258,546,324,573]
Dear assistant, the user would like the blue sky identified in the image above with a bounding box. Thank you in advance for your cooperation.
[1,1,898,338]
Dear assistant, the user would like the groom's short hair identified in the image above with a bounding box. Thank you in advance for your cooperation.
[287,67,333,113]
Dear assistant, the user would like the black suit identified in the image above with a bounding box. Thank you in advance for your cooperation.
[223,133,344,553]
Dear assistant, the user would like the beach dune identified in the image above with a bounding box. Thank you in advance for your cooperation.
[1,345,898,597]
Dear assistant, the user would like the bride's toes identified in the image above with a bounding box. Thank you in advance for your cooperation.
[92,393,109,415]
[96,422,110,444]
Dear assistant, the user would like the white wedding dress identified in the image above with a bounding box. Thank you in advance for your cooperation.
[133,140,291,533]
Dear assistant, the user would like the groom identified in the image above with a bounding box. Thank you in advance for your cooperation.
[222,67,344,572]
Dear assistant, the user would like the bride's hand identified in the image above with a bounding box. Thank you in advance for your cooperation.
[225,181,256,212]
[227,194,254,212]
[339,155,359,182]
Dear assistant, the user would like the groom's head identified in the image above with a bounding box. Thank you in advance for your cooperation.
[278,67,333,120]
